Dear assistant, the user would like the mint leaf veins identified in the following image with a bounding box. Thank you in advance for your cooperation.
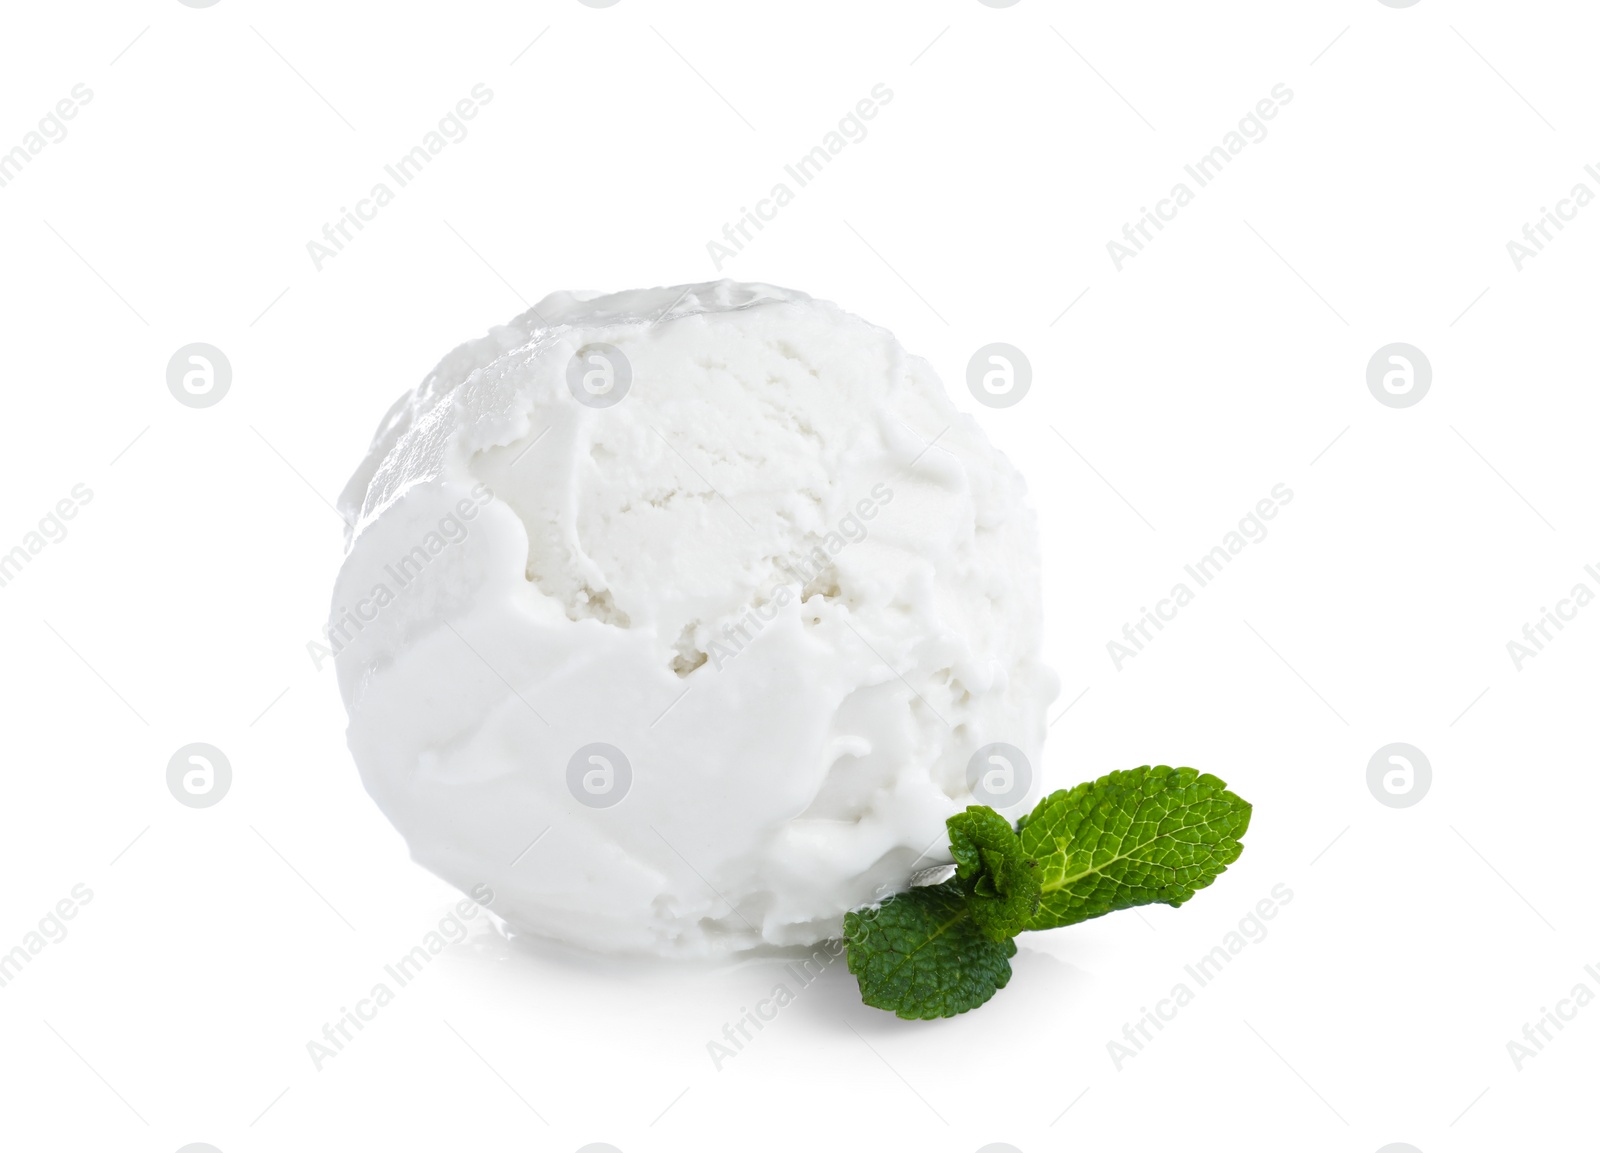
[843,765,1252,1019]
[843,880,1018,1020]
[1020,765,1251,931]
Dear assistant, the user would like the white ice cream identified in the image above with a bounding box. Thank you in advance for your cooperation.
[332,281,1056,956]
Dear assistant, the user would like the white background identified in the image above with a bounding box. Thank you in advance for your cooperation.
[1,2,1595,1151]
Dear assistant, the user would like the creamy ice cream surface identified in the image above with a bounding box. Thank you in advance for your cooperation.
[331,280,1057,956]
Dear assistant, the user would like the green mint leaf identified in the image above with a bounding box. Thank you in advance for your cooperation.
[843,880,1018,1020]
[946,805,1041,941]
[1019,765,1251,932]
[844,767,1252,1020]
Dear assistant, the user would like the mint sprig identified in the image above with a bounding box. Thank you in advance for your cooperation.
[843,765,1252,1019]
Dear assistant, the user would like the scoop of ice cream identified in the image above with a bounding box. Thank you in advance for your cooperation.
[331,280,1057,957]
